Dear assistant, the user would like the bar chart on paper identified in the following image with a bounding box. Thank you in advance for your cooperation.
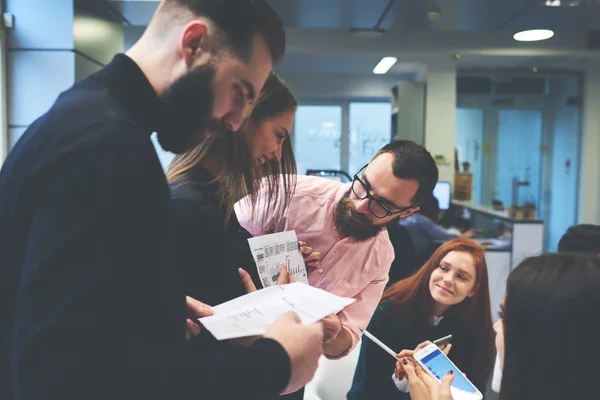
[248,231,309,287]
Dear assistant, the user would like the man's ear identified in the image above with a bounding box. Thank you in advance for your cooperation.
[179,21,209,66]
[403,206,419,218]
[391,206,418,222]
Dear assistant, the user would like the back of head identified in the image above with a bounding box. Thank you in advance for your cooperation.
[166,72,298,222]
[373,140,439,205]
[154,0,285,64]
[557,224,600,254]
[500,253,600,400]
[417,193,441,222]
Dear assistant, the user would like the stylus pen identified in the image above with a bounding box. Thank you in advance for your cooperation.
[360,328,398,360]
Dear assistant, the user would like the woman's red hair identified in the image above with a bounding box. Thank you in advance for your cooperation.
[382,238,495,386]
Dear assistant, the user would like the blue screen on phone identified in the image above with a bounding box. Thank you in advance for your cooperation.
[420,349,477,393]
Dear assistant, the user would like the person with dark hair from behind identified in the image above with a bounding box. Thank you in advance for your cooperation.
[404,253,600,400]
[557,224,600,253]
[349,238,495,400]
[385,221,419,286]
[400,194,475,266]
[482,222,600,396]
[0,1,325,399]
[237,140,439,399]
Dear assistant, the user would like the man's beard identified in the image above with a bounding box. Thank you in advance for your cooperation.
[157,63,230,154]
[334,189,384,242]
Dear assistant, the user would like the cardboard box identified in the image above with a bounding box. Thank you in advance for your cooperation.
[454,174,472,201]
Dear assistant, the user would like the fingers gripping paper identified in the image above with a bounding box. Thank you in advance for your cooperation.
[199,283,355,340]
[247,231,309,287]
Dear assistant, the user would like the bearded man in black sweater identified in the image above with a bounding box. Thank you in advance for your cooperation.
[0,1,323,399]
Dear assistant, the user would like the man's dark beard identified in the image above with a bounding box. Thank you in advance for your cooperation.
[157,63,230,154]
[334,189,384,242]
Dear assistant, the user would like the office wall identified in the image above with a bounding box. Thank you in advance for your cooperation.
[7,0,75,133]
[7,0,124,148]
[424,63,457,184]
[73,0,124,80]
[579,66,600,225]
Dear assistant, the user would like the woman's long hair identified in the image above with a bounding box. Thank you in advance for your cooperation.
[166,72,298,223]
[500,253,600,400]
[382,238,495,386]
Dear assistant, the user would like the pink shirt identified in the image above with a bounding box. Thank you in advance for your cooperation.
[235,175,394,359]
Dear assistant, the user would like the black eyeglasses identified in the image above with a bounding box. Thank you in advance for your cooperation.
[351,164,415,219]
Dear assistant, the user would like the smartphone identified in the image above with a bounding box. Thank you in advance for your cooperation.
[433,334,452,347]
[414,343,483,400]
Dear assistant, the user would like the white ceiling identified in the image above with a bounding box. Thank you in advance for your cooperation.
[112,0,600,74]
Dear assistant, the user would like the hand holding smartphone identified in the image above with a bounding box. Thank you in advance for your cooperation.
[413,343,483,400]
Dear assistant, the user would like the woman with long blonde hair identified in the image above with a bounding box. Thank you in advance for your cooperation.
[167,72,306,306]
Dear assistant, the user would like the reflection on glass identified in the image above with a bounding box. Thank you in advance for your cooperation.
[495,109,543,212]
[294,105,342,174]
[348,102,392,174]
[455,108,484,205]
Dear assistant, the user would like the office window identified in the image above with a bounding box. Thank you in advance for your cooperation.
[495,109,543,211]
[294,105,342,174]
[348,102,392,174]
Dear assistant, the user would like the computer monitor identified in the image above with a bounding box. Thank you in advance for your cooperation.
[433,181,451,210]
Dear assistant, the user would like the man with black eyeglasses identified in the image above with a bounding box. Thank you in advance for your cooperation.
[236,140,438,394]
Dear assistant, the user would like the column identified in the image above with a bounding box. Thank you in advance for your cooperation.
[424,62,457,185]
[578,65,600,224]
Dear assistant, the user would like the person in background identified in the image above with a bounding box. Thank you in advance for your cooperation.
[404,253,600,400]
[385,221,419,286]
[237,140,439,399]
[166,72,317,307]
[0,1,324,398]
[400,194,475,266]
[557,223,600,253]
[348,238,495,400]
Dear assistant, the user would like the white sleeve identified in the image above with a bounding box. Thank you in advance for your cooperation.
[391,372,410,393]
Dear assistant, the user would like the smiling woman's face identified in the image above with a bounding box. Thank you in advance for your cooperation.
[245,111,294,169]
[429,250,477,308]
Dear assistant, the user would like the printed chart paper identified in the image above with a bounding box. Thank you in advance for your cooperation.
[247,231,309,287]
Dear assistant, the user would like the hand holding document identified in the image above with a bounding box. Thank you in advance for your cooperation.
[247,231,309,287]
[199,282,355,340]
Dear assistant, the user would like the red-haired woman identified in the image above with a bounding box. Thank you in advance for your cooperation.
[348,238,495,399]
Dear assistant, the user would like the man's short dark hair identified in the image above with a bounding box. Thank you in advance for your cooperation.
[373,140,439,205]
[558,224,600,254]
[165,0,285,64]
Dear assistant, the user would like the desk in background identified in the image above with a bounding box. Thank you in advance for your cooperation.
[450,201,544,322]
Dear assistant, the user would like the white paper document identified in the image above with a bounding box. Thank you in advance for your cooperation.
[199,282,356,340]
[247,230,309,287]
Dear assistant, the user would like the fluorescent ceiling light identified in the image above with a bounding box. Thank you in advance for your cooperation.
[513,29,555,42]
[322,122,336,128]
[373,57,398,74]
[350,28,385,38]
